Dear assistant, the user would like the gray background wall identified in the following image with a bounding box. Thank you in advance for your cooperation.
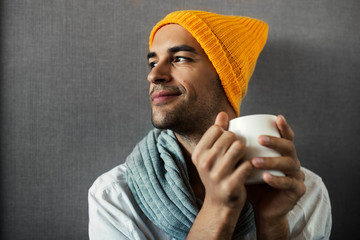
[1,0,359,239]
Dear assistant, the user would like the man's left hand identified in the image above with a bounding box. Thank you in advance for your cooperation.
[246,115,306,239]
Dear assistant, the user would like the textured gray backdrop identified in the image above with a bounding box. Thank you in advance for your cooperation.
[1,0,359,239]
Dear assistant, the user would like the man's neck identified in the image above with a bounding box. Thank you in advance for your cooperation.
[174,132,202,156]
[174,131,206,201]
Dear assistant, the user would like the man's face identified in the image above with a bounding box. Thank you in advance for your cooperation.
[147,24,229,136]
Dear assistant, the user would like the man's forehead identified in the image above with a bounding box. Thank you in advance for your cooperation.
[150,24,204,55]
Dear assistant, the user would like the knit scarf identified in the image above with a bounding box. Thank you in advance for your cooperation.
[126,129,255,240]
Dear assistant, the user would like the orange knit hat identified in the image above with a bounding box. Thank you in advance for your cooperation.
[149,10,268,116]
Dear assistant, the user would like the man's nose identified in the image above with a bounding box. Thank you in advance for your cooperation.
[147,61,171,84]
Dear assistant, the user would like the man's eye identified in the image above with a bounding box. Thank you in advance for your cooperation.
[173,56,190,63]
[148,61,157,69]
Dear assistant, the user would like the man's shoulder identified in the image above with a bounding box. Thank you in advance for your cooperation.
[88,163,173,240]
[88,163,128,196]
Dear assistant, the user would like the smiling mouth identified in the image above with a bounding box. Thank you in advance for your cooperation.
[150,90,182,104]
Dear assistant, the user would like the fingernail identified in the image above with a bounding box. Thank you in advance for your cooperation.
[260,136,270,145]
[252,157,264,166]
[263,172,272,182]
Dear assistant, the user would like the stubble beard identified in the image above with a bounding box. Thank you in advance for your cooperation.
[151,87,225,138]
[151,104,214,137]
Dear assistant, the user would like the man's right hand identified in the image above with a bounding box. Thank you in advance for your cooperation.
[187,112,253,239]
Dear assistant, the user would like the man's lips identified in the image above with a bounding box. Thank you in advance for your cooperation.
[150,90,182,104]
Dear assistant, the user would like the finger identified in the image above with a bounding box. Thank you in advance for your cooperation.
[227,160,253,188]
[212,130,238,155]
[258,135,296,156]
[195,112,229,153]
[213,140,246,177]
[196,125,225,151]
[215,112,229,130]
[251,156,301,176]
[262,172,306,197]
[192,125,224,165]
[276,115,295,141]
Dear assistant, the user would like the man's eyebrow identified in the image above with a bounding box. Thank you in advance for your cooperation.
[147,52,156,59]
[168,45,197,54]
[147,45,197,60]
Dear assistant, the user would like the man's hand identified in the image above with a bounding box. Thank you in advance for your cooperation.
[247,115,306,239]
[187,112,253,239]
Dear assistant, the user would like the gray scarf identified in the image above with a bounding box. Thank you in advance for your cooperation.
[126,129,255,240]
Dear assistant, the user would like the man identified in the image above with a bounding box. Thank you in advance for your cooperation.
[89,10,331,239]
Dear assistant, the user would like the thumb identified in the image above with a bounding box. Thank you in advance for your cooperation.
[214,112,229,130]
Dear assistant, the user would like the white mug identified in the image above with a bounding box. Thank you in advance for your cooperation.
[228,114,285,184]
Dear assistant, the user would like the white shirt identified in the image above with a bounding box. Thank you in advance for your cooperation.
[88,164,332,240]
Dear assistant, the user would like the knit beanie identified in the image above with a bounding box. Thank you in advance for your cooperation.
[149,10,268,116]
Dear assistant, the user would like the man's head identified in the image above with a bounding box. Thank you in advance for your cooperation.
[148,24,229,136]
[147,10,268,135]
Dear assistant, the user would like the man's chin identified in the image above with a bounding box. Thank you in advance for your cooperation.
[151,110,185,132]
[151,119,167,129]
[151,113,171,129]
